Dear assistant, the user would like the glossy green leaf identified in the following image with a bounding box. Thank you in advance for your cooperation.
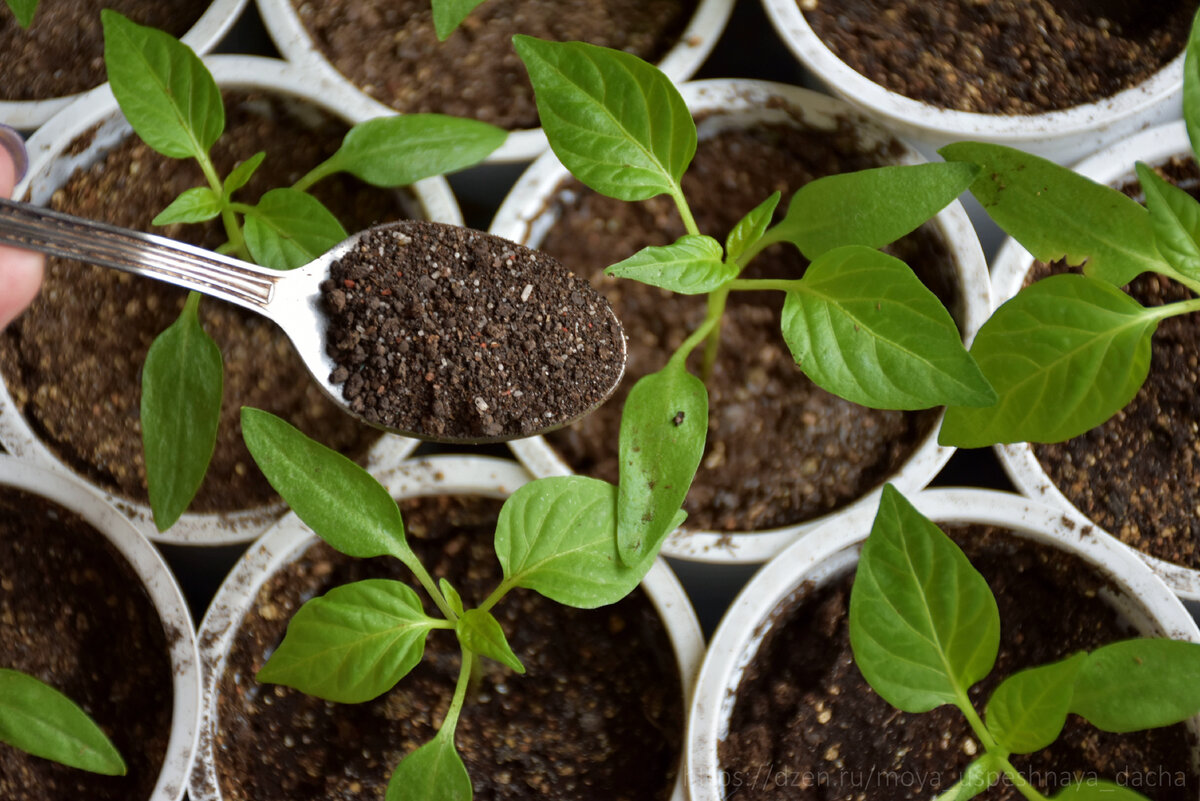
[142,293,222,531]
[1185,9,1200,161]
[242,188,347,270]
[514,36,695,201]
[725,191,780,265]
[456,609,524,674]
[494,476,653,608]
[241,408,418,568]
[102,10,224,161]
[257,579,436,703]
[5,0,37,28]
[386,733,472,801]
[1136,161,1200,282]
[440,578,464,616]
[616,362,706,565]
[769,162,979,259]
[781,245,994,409]
[223,151,265,198]
[986,653,1086,754]
[1054,780,1150,801]
[934,755,1002,801]
[940,274,1160,448]
[604,235,731,295]
[0,669,125,775]
[941,141,1165,286]
[152,187,222,225]
[1070,639,1200,733]
[850,485,1000,713]
[431,0,489,38]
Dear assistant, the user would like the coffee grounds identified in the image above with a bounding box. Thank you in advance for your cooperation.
[721,525,1197,801]
[0,487,174,801]
[213,493,682,801]
[322,223,624,441]
[803,0,1198,115]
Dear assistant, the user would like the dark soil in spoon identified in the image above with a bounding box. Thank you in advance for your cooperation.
[322,223,625,441]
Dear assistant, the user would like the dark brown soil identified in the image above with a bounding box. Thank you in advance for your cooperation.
[537,113,960,533]
[803,0,1199,114]
[0,0,207,102]
[212,494,683,801]
[1028,157,1200,569]
[323,223,624,441]
[0,486,174,801]
[720,525,1197,800]
[290,0,696,130]
[0,91,419,513]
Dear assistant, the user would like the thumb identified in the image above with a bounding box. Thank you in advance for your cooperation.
[0,126,43,330]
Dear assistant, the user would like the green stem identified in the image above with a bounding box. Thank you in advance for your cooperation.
[737,229,784,267]
[700,286,729,382]
[670,187,701,238]
[727,278,805,293]
[408,562,457,621]
[668,311,721,372]
[195,153,250,261]
[291,158,338,194]
[477,579,514,616]
[437,650,475,741]
[955,692,1000,754]
[998,758,1052,801]
[1150,296,1200,321]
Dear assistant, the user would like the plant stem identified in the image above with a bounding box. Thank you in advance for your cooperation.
[700,286,729,381]
[477,579,514,615]
[1152,296,1200,320]
[998,758,1052,801]
[291,158,337,194]
[668,311,721,372]
[669,187,701,238]
[195,153,250,261]
[955,692,1000,754]
[438,650,474,741]
[408,562,458,621]
[727,278,805,293]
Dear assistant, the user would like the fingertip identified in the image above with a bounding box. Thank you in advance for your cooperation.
[0,125,28,197]
[0,247,43,329]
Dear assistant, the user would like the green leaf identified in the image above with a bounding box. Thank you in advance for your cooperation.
[142,294,222,531]
[939,274,1159,448]
[242,188,347,270]
[102,10,224,161]
[850,485,1000,713]
[1070,639,1200,733]
[223,151,265,198]
[934,755,1002,801]
[0,669,125,775]
[431,0,489,39]
[386,734,472,801]
[1054,780,1150,801]
[456,609,525,674]
[4,0,37,28]
[985,653,1086,754]
[152,187,222,225]
[257,579,436,704]
[494,476,653,609]
[1136,161,1200,282]
[514,36,695,201]
[616,362,707,565]
[780,245,995,410]
[604,235,731,295]
[768,162,979,260]
[440,579,464,617]
[1185,9,1200,161]
[725,191,781,265]
[241,408,418,568]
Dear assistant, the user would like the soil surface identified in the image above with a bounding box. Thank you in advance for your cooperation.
[212,494,683,801]
[0,0,207,102]
[0,487,174,801]
[290,0,696,130]
[323,223,624,440]
[537,112,960,533]
[0,92,417,513]
[1028,157,1200,569]
[721,525,1197,800]
[803,0,1199,115]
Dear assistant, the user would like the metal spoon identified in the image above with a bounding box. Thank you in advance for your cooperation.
[0,197,627,444]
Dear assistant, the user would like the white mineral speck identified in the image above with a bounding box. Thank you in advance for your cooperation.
[521,284,534,302]
[475,397,490,412]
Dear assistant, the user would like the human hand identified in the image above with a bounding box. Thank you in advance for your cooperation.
[0,126,42,329]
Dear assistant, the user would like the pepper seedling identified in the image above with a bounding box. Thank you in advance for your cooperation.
[99,12,507,531]
[853,485,1200,801]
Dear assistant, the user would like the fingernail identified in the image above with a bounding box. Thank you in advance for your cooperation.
[0,125,29,183]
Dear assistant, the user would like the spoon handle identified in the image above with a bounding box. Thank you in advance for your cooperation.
[0,197,278,312]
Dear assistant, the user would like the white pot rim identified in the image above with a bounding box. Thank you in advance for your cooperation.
[189,454,703,801]
[254,0,734,163]
[0,456,200,801]
[990,119,1200,600]
[0,0,249,130]
[686,487,1200,801]
[494,78,991,565]
[2,55,466,545]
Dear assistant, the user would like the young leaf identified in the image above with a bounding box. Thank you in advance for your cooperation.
[939,274,1160,448]
[513,36,696,201]
[142,293,222,531]
[386,733,472,801]
[440,578,464,617]
[934,755,1002,801]
[1136,161,1200,283]
[494,476,654,609]
[985,653,1086,754]
[767,162,979,259]
[1185,8,1200,161]
[241,408,418,567]
[940,141,1165,287]
[102,10,224,161]
[1054,780,1150,801]
[0,669,126,776]
[616,362,707,565]
[780,245,995,410]
[152,187,222,226]
[604,235,731,295]
[223,151,266,198]
[257,579,437,704]
[431,0,489,39]
[4,0,37,28]
[725,191,781,266]
[455,609,525,674]
[1070,639,1200,733]
[242,188,347,270]
[850,485,1000,713]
